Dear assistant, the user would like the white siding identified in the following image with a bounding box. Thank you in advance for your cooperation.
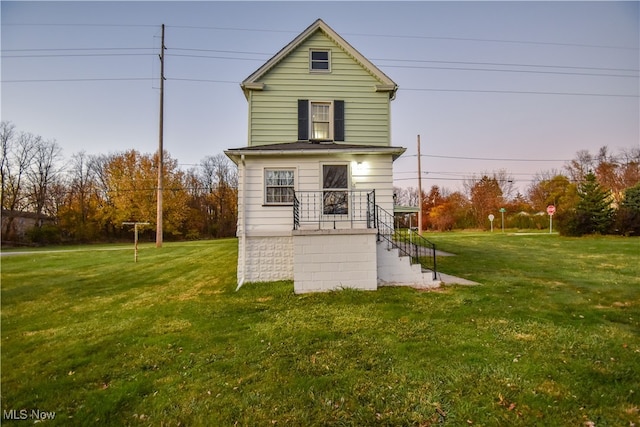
[236,153,395,236]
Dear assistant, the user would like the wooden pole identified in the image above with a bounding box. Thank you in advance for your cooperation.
[417,134,423,236]
[134,223,139,262]
[156,24,165,248]
[123,222,150,262]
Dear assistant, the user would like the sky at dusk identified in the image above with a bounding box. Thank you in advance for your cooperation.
[2,1,638,195]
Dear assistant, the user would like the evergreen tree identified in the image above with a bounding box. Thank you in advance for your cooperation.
[616,182,640,235]
[561,172,614,236]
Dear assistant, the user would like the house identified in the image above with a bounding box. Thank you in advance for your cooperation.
[225,19,440,293]
[1,209,56,244]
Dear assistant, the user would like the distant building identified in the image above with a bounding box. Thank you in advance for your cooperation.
[1,210,55,244]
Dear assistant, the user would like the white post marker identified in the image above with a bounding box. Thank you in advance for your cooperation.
[499,208,506,233]
[547,205,556,234]
[488,214,495,232]
[122,222,150,262]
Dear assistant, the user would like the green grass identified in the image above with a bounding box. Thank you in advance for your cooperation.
[1,235,639,426]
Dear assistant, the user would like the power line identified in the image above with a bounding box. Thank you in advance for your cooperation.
[167,24,637,50]
[343,31,638,51]
[393,176,537,183]
[396,170,541,176]
[4,45,636,79]
[167,77,239,84]
[372,57,639,73]
[404,154,571,161]
[2,77,154,83]
[3,53,156,58]
[4,46,636,74]
[171,47,272,56]
[166,53,263,62]
[400,87,638,98]
[3,23,157,28]
[3,78,635,100]
[2,47,155,52]
[380,64,637,79]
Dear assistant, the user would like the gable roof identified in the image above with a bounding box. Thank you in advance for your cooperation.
[241,19,398,99]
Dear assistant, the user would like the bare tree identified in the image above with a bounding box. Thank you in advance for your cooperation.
[393,186,422,207]
[26,138,63,222]
[0,121,16,211]
[199,154,238,237]
[464,170,514,201]
[565,149,595,183]
[66,152,98,226]
[1,129,38,239]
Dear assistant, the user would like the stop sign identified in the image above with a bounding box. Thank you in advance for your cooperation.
[547,205,556,215]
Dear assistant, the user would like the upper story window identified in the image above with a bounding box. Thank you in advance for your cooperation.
[298,99,344,142]
[310,50,330,72]
[311,102,331,140]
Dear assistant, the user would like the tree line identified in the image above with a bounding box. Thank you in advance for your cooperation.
[1,121,237,244]
[394,146,640,236]
[2,121,639,245]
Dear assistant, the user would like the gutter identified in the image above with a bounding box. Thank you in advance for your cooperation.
[225,146,406,162]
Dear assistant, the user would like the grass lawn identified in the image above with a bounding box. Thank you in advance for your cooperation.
[1,234,639,426]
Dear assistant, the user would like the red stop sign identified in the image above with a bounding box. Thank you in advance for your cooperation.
[547,205,556,215]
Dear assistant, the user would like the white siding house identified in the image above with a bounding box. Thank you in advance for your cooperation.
[226,19,440,293]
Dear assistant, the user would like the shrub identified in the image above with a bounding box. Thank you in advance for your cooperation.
[27,224,62,245]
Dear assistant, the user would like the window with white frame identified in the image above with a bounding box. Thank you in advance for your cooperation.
[298,99,344,142]
[310,50,330,72]
[311,102,331,140]
[265,169,295,205]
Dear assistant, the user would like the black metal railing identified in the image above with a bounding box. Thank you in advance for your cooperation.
[293,190,376,230]
[292,191,437,280]
[375,206,438,280]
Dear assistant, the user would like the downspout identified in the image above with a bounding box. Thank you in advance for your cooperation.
[236,154,247,291]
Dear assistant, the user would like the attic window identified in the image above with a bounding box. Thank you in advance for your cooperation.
[310,50,330,72]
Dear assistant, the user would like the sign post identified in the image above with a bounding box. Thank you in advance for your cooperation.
[499,208,506,233]
[488,214,495,232]
[547,205,556,234]
[123,222,150,262]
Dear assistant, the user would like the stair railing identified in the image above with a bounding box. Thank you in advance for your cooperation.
[375,206,438,280]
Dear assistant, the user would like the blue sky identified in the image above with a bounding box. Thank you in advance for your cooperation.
[2,1,638,194]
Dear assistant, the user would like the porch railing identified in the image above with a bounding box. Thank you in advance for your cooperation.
[293,190,376,230]
[292,190,437,280]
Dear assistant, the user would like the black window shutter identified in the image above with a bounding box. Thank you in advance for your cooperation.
[334,100,345,141]
[298,100,309,141]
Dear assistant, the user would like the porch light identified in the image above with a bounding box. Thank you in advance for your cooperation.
[353,161,368,174]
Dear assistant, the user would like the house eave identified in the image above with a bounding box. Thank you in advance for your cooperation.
[225,144,406,164]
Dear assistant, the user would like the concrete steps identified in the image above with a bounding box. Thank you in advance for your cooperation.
[376,242,442,289]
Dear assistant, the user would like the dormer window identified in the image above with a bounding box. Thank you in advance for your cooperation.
[310,50,330,72]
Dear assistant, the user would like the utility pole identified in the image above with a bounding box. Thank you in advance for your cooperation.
[417,134,423,236]
[156,24,165,248]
